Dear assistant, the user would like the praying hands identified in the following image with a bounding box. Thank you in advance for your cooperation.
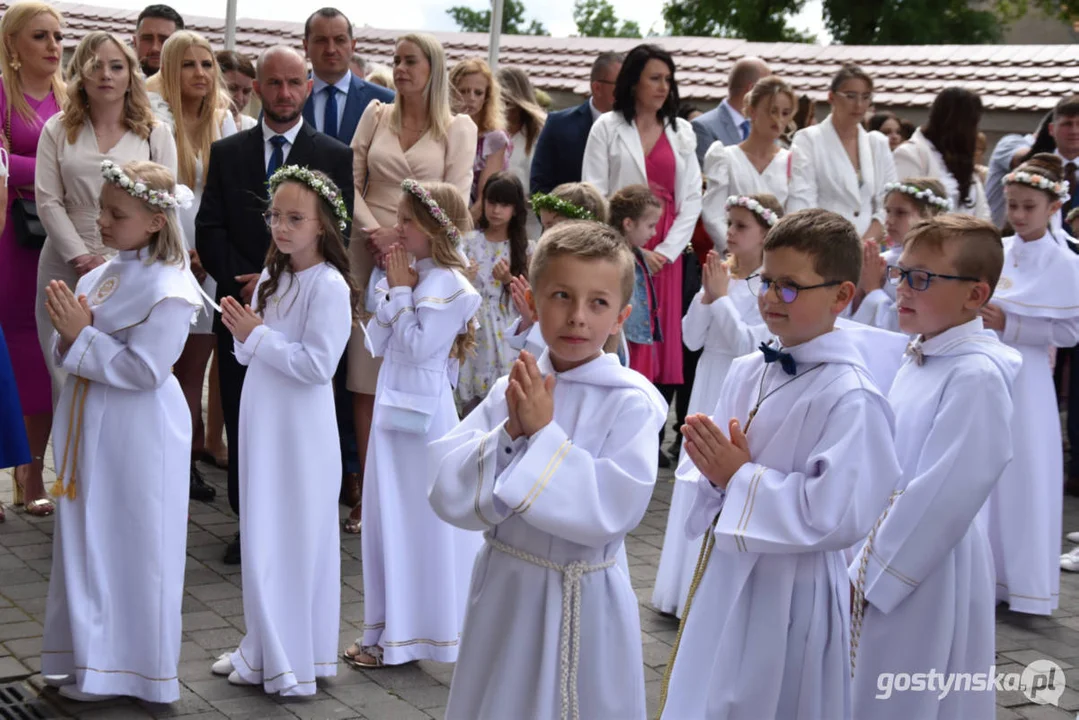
[681,414,751,489]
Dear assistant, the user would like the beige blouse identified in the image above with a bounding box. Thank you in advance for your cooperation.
[349,100,477,286]
[36,114,178,261]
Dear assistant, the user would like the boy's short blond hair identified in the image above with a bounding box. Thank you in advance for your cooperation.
[529,221,635,306]
[903,215,1004,294]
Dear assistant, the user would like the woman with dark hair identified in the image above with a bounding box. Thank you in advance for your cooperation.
[867,110,902,151]
[582,44,702,434]
[894,86,989,219]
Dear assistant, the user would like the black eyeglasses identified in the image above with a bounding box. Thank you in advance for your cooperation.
[886,265,980,291]
[758,277,842,304]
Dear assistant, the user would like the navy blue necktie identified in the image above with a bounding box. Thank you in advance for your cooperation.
[323,85,339,139]
[740,119,751,140]
[266,135,287,180]
[759,342,797,376]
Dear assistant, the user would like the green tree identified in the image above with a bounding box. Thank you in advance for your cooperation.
[662,0,815,42]
[824,0,1001,44]
[446,0,549,35]
[573,0,642,38]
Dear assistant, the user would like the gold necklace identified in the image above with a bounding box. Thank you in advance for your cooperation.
[744,361,826,432]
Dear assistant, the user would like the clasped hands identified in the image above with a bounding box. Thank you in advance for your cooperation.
[45,279,93,354]
[504,350,554,441]
[681,414,751,490]
[221,295,263,343]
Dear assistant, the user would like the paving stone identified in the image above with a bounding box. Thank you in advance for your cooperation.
[1,580,49,600]
[0,655,29,680]
[0,621,42,641]
[181,611,233,632]
[393,684,450,710]
[208,698,294,718]
[278,697,356,719]
[187,628,245,652]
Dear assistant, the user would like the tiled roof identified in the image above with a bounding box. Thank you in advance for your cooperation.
[27,1,1079,112]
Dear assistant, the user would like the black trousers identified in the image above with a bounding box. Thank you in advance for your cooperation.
[216,328,246,516]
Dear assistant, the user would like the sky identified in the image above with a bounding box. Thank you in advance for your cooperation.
[102,0,831,43]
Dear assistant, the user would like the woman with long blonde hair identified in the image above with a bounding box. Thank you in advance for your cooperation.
[497,65,545,238]
[0,1,65,520]
[147,30,237,502]
[450,57,512,220]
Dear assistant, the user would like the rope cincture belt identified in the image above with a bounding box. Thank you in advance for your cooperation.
[483,531,615,720]
[50,376,90,501]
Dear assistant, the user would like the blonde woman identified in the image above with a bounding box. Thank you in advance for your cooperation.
[497,65,545,238]
[342,33,476,533]
[450,57,511,219]
[147,30,236,502]
[35,31,177,397]
[0,1,65,518]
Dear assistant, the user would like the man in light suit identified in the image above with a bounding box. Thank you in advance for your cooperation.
[301,7,394,146]
[691,57,771,164]
[529,52,623,196]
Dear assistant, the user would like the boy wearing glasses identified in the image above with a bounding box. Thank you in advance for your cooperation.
[660,209,901,720]
[850,215,1018,719]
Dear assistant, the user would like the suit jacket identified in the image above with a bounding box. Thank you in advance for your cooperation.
[195,120,354,327]
[691,102,742,166]
[303,72,395,146]
[529,100,594,195]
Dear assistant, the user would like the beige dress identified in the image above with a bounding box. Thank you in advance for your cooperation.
[34,114,178,401]
[346,100,477,394]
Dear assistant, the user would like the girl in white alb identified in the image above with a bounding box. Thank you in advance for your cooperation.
[652,194,775,617]
[41,160,202,704]
[344,180,482,669]
[700,76,793,251]
[210,166,355,695]
[981,154,1079,615]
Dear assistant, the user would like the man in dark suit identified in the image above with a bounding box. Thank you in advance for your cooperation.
[196,45,354,564]
[529,52,622,196]
[301,7,395,146]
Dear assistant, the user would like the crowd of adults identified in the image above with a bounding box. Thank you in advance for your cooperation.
[2,0,1078,559]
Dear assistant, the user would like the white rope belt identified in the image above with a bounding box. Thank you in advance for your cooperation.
[484,532,615,720]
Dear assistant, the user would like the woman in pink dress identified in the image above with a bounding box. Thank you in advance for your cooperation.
[582,44,702,463]
[0,1,65,517]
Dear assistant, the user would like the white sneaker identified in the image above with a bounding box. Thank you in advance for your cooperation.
[43,675,74,688]
[1066,531,1079,544]
[58,685,118,702]
[211,653,234,676]
[1062,548,1079,572]
[227,670,256,686]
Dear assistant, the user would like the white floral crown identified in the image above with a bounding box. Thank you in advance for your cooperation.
[268,165,349,232]
[401,179,462,243]
[100,160,192,210]
[883,182,952,211]
[725,195,778,227]
[1003,170,1071,204]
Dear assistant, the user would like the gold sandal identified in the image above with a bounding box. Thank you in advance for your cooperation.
[342,644,383,669]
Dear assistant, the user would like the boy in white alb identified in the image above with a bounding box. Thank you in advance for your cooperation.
[850,216,1020,719]
[428,221,667,720]
[659,209,902,720]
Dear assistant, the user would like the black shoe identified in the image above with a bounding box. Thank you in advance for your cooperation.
[223,533,241,565]
[658,449,671,469]
[668,434,683,460]
[190,464,216,502]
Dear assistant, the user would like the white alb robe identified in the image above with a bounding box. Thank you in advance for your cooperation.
[851,247,904,333]
[851,318,1021,720]
[652,277,768,617]
[428,351,667,720]
[229,263,353,695]
[700,144,790,250]
[43,249,201,703]
[360,259,483,664]
[661,330,902,720]
[982,231,1079,614]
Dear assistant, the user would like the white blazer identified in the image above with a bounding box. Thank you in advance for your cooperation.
[582,112,702,262]
[787,115,896,236]
[893,128,990,220]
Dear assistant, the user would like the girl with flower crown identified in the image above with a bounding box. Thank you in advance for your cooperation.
[342,180,482,669]
[980,153,1079,616]
[209,165,356,695]
[41,160,202,704]
[652,193,777,617]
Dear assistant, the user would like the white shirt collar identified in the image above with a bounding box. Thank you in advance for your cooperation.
[721,98,746,127]
[588,98,602,122]
[261,117,304,146]
[1054,147,1079,165]
[311,70,352,97]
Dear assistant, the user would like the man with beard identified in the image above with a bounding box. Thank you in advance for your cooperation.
[196,45,354,565]
[133,4,183,77]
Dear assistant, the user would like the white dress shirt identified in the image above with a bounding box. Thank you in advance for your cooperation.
[721,99,747,137]
[262,117,304,170]
[310,71,352,134]
[589,97,602,122]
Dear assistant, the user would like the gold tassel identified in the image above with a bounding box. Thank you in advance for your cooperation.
[66,482,77,501]
[53,378,90,503]
[49,477,66,498]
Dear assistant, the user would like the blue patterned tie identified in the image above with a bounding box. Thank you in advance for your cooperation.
[323,85,339,139]
[266,135,287,180]
[740,119,751,140]
[759,342,797,376]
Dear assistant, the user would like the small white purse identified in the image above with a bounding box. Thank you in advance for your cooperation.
[375,387,437,435]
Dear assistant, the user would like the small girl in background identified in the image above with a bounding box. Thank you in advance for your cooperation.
[211,166,355,695]
[42,160,202,703]
[853,178,951,331]
[608,185,663,367]
[344,180,482,669]
[651,193,778,618]
[982,153,1079,615]
[457,171,532,413]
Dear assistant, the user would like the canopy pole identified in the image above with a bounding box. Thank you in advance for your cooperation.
[488,0,504,71]
[225,0,238,50]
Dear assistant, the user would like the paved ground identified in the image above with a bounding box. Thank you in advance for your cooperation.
[2,448,1079,719]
